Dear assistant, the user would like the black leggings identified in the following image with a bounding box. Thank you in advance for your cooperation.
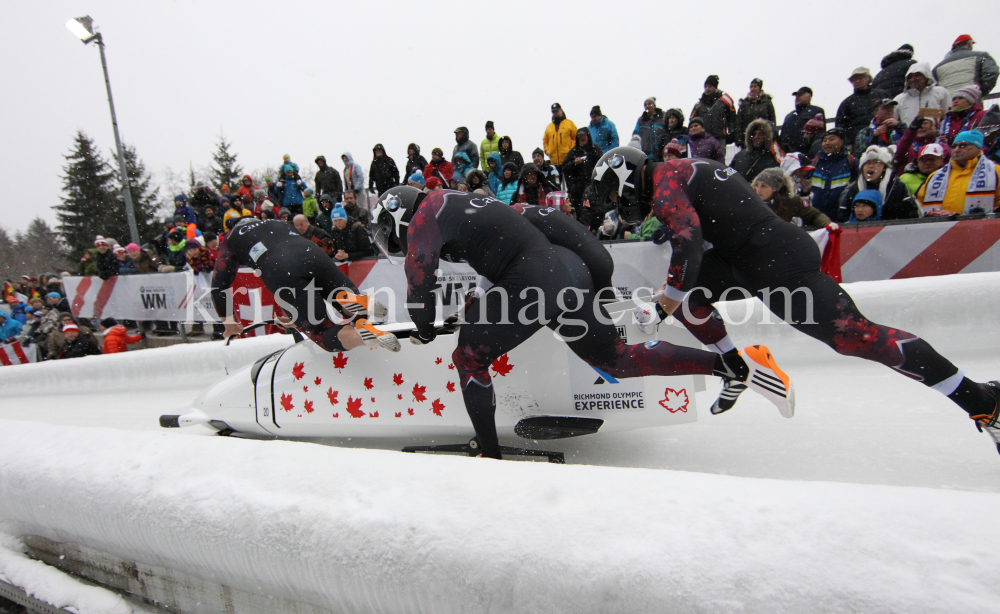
[260,247,360,352]
[453,246,718,458]
[672,236,959,388]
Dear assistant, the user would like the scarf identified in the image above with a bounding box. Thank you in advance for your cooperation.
[923,155,997,213]
[868,119,894,146]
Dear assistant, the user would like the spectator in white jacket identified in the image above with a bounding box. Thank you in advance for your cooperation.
[894,62,951,126]
[932,35,998,98]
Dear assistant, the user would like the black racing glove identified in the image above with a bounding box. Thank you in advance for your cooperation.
[909,116,927,131]
[409,329,437,345]
[441,314,462,333]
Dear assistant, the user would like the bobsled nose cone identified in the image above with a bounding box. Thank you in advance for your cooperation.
[160,410,211,429]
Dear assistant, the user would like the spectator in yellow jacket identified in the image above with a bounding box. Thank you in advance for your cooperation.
[916,130,999,215]
[480,121,500,172]
[544,102,577,166]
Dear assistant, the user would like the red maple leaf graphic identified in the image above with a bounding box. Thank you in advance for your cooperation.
[332,412,339,418]
[314,376,322,386]
[393,373,404,386]
[491,354,514,376]
[369,411,379,418]
[346,396,364,418]
[412,383,427,402]
[407,408,414,415]
[431,399,445,416]
[397,393,403,400]
[446,382,456,392]
[448,364,455,370]
[280,392,294,412]
[304,399,314,414]
[303,386,308,393]
[659,388,690,413]
[435,357,443,364]
[332,352,348,371]
[371,397,376,402]
[291,362,306,380]
[364,377,374,390]
[327,388,339,405]
[395,412,402,418]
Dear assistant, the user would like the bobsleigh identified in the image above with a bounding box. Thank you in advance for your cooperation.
[161,302,706,461]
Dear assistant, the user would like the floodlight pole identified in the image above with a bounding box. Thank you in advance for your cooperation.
[86,31,140,245]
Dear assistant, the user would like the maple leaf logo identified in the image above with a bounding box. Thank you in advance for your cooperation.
[407,408,414,415]
[369,411,379,418]
[364,377,374,390]
[327,388,339,405]
[491,354,514,376]
[412,383,427,402]
[393,373,404,386]
[448,364,455,370]
[303,386,308,393]
[332,352,348,371]
[435,357,443,365]
[431,399,445,416]
[346,396,364,418]
[292,362,306,380]
[659,388,690,413]
[397,393,403,400]
[395,412,402,417]
[314,377,322,386]
[304,399,314,414]
[280,392,294,412]
[332,412,339,418]
[446,382,456,392]
[370,397,376,402]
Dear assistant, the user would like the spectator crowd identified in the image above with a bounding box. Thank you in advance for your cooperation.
[3,34,999,362]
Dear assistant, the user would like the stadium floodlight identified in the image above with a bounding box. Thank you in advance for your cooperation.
[65,16,97,43]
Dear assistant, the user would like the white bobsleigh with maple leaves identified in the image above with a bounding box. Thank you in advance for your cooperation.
[162,307,704,445]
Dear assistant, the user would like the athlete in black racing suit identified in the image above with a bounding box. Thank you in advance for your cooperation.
[375,187,781,459]
[211,218,397,352]
[591,147,1000,449]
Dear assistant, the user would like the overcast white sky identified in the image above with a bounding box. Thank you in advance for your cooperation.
[2,0,997,236]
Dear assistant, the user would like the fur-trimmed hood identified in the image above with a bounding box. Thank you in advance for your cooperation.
[743,118,775,151]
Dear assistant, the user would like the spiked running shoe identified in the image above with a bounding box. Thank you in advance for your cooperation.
[743,345,795,418]
[711,379,749,415]
[355,318,400,352]
[972,381,1000,456]
[336,291,388,319]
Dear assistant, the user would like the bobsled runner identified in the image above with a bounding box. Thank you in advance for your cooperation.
[161,303,706,460]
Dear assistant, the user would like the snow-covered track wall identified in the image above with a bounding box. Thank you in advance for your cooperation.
[1,274,1000,613]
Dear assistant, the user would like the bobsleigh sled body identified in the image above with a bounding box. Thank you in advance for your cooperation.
[167,310,705,443]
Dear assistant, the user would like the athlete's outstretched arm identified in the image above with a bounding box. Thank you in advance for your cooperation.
[210,234,241,321]
[650,163,704,304]
[404,207,444,335]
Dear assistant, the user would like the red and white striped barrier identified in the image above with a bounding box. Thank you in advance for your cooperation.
[0,341,36,367]
[840,218,1000,282]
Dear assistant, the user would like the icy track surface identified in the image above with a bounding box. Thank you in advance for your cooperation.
[0,273,999,613]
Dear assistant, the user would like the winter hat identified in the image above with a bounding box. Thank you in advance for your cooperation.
[918,143,946,158]
[278,208,291,218]
[261,201,274,212]
[852,189,884,219]
[953,84,982,104]
[664,139,686,158]
[113,245,126,254]
[977,104,1000,138]
[45,292,61,300]
[125,243,140,252]
[305,188,314,196]
[780,153,815,176]
[898,43,914,55]
[705,75,720,87]
[94,235,109,247]
[240,195,253,207]
[332,205,348,221]
[953,34,974,48]
[590,105,602,116]
[100,317,117,328]
[751,78,763,88]
[953,130,985,149]
[408,172,426,186]
[6,295,19,303]
[174,194,187,204]
[31,310,43,319]
[551,102,562,111]
[627,134,643,149]
[689,117,705,128]
[644,95,657,104]
[319,194,333,203]
[62,323,79,333]
[431,147,444,157]
[283,154,291,162]
[803,114,826,134]
[849,66,872,81]
[203,232,217,243]
[485,120,494,130]
[752,168,793,196]
[218,196,230,207]
[859,145,892,167]
[425,177,443,190]
[823,127,847,141]
[221,184,230,195]
[173,215,187,224]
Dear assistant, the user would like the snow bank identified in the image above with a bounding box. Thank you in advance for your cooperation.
[1,419,999,614]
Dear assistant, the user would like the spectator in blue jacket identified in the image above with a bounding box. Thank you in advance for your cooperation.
[0,312,23,343]
[275,164,308,216]
[486,152,504,194]
[5,296,27,324]
[453,152,474,180]
[495,162,520,205]
[633,97,667,159]
[811,128,857,219]
[173,194,197,225]
[588,106,619,154]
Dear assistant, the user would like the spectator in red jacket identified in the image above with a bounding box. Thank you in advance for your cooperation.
[99,318,143,354]
[235,175,258,200]
[423,147,455,185]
